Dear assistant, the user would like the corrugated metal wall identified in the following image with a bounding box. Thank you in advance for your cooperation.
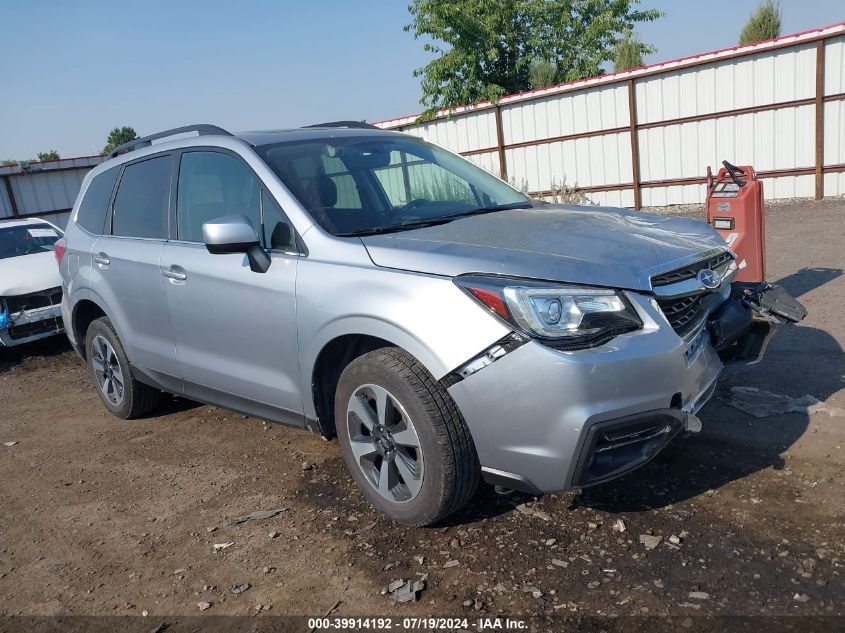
[825,35,845,196]
[377,23,845,208]
[0,156,104,228]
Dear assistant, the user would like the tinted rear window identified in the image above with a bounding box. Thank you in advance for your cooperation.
[112,155,173,239]
[76,167,119,234]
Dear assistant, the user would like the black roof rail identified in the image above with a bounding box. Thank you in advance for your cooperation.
[304,120,380,130]
[108,124,233,158]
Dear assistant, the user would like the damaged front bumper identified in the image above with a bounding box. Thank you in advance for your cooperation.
[710,282,807,365]
[447,293,724,495]
[446,284,805,495]
[0,293,64,347]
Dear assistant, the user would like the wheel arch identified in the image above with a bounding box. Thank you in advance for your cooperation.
[305,318,453,437]
[69,291,114,359]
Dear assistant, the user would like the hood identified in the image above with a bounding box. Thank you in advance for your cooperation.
[361,205,728,291]
[0,251,62,297]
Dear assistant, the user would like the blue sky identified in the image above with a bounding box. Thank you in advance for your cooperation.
[1,0,842,159]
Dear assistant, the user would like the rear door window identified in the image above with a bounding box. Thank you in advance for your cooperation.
[176,151,261,243]
[76,166,119,234]
[111,155,173,239]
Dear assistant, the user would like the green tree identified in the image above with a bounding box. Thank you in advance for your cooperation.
[405,0,661,118]
[739,0,781,45]
[529,58,558,90]
[103,126,139,154]
[37,150,60,161]
[613,29,654,72]
[1,159,17,166]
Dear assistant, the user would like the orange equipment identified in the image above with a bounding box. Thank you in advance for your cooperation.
[705,161,766,283]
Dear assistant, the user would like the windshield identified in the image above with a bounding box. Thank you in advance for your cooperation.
[256,134,531,236]
[0,223,61,260]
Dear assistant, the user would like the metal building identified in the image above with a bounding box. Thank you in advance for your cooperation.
[0,156,105,229]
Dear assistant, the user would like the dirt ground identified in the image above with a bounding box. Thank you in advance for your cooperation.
[0,198,843,629]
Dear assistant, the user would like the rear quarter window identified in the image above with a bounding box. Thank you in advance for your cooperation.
[112,155,173,239]
[76,167,119,234]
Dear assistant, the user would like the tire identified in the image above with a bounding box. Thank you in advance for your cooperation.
[335,347,480,526]
[84,317,161,419]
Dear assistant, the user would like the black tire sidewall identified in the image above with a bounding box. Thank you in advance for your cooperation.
[335,352,452,525]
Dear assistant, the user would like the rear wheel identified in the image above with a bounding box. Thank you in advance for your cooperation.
[85,317,161,419]
[335,347,480,526]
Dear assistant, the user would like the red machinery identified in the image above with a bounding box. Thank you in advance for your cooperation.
[705,161,765,283]
[702,160,805,364]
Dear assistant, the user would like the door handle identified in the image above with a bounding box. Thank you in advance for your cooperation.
[93,253,110,266]
[163,266,187,281]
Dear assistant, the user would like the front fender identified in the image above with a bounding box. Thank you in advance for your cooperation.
[296,261,510,419]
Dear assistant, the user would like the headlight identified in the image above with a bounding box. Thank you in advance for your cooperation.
[455,275,642,350]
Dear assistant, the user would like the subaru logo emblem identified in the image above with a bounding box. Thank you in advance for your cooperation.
[697,268,721,290]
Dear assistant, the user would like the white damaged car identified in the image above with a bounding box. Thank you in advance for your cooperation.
[0,218,65,347]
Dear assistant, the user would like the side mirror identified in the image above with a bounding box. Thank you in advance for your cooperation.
[202,215,271,273]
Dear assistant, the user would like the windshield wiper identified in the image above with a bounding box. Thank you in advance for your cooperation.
[435,201,532,222]
[336,202,532,237]
[336,218,453,237]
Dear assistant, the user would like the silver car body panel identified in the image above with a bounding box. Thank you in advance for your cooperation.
[59,126,739,495]
[447,293,723,493]
[87,235,179,376]
[160,241,302,414]
[361,206,728,290]
[295,256,511,419]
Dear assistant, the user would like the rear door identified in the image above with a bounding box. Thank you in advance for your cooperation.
[91,154,179,378]
[161,149,302,421]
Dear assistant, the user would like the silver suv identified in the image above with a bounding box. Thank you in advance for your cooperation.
[58,123,791,525]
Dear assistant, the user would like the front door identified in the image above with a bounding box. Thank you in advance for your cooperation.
[161,149,302,420]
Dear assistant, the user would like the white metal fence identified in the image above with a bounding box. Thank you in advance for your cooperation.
[376,22,845,208]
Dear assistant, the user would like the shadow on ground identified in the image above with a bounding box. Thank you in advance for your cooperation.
[0,335,72,374]
[774,267,841,299]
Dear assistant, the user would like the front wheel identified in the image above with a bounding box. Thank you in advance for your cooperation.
[335,347,480,526]
[84,317,161,419]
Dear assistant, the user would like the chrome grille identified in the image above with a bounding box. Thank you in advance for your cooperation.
[656,292,706,335]
[651,252,733,288]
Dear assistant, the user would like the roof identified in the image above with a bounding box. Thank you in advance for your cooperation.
[374,20,845,128]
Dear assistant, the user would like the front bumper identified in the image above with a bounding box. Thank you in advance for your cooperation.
[447,292,723,494]
[0,303,64,347]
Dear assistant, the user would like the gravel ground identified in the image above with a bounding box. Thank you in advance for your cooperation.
[0,198,843,628]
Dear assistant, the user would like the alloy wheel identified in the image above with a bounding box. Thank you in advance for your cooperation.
[346,384,424,503]
[91,335,125,406]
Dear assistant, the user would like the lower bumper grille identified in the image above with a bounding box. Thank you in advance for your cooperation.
[572,410,683,487]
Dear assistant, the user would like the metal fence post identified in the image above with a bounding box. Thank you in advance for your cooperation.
[2,175,19,217]
[494,105,508,182]
[627,79,642,209]
[815,39,826,201]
